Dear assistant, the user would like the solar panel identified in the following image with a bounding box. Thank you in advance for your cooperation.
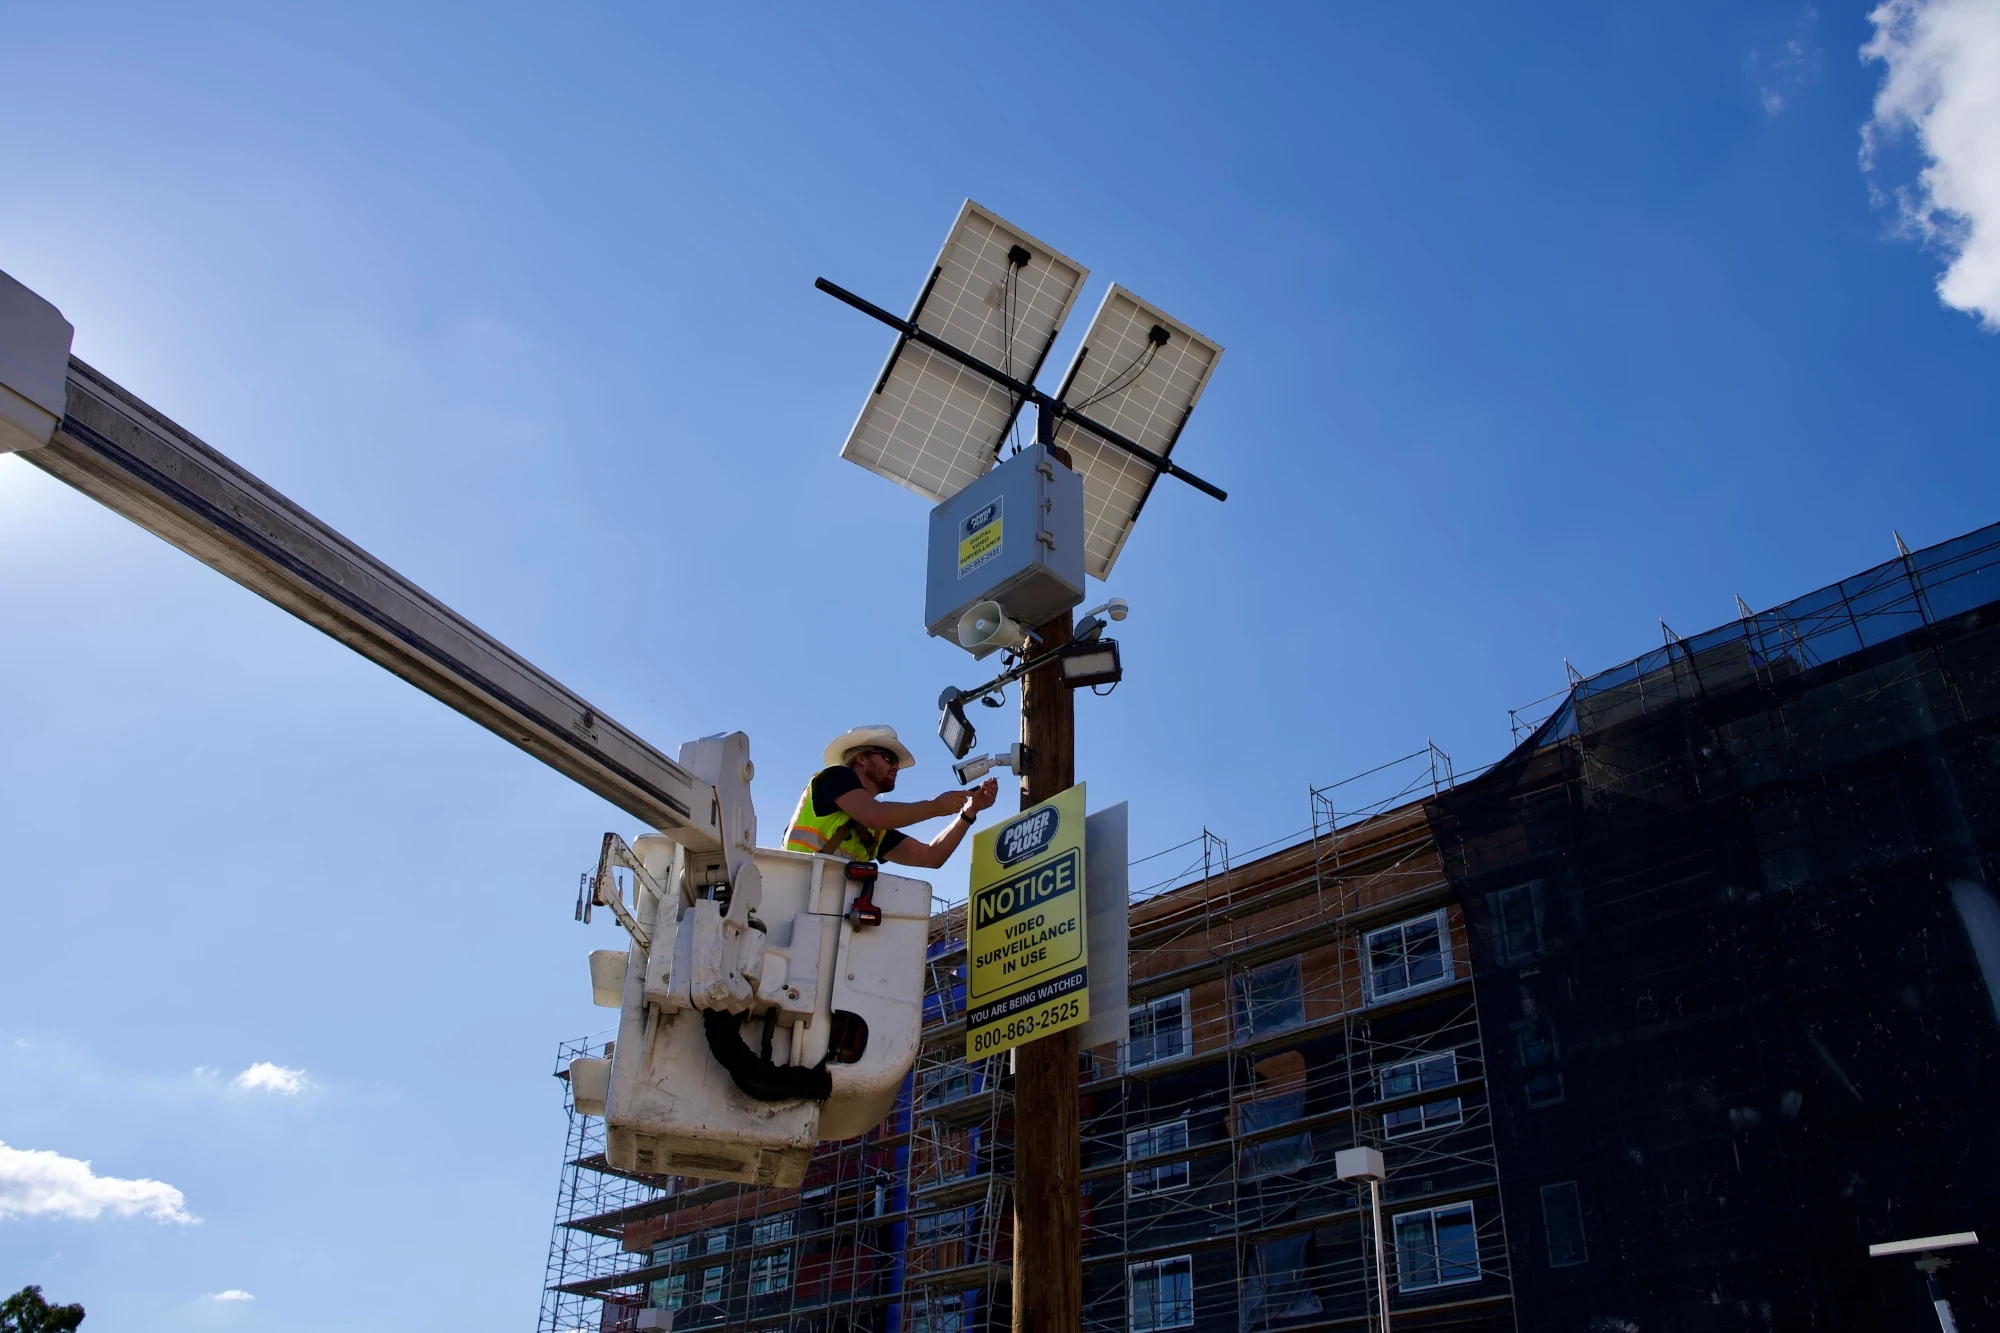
[838,201,1088,503]
[1050,285,1224,579]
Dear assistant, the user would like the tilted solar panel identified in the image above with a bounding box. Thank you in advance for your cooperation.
[1050,285,1224,579]
[839,201,1088,503]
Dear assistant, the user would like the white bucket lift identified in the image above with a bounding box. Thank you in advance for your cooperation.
[574,732,930,1187]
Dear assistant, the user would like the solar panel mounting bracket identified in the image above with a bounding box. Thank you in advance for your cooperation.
[815,276,1227,504]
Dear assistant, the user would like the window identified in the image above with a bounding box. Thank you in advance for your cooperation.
[748,1216,793,1295]
[1240,1233,1323,1329]
[703,1229,730,1255]
[1129,1255,1196,1331]
[749,1249,791,1295]
[1365,911,1453,1002]
[1394,1203,1480,1291]
[912,1207,969,1245]
[1127,992,1191,1069]
[910,1294,963,1333]
[1490,880,1545,965]
[1233,957,1304,1037]
[1514,1019,1564,1107]
[1380,1052,1463,1138]
[1126,1119,1190,1195]
[699,1265,726,1305]
[922,1059,976,1107]
[1237,1091,1313,1179]
[648,1241,691,1310]
[649,1273,686,1311]
[1541,1181,1588,1267]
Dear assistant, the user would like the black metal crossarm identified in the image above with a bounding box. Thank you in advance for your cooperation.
[815,277,1228,504]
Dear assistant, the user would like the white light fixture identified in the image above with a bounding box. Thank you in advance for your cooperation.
[1870,1233,1979,1257]
[1871,1231,1979,1333]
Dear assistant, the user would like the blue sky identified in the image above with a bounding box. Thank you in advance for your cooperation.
[2,1,1996,1327]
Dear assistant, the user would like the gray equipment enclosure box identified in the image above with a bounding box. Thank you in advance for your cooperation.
[925,444,1085,652]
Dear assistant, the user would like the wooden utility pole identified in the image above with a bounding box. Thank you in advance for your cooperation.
[1013,594,1081,1333]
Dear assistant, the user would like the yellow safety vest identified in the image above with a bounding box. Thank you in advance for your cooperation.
[784,769,889,862]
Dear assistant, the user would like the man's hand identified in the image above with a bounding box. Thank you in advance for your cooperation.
[884,777,1005,870]
[963,778,999,817]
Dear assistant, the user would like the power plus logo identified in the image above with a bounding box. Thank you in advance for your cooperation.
[994,806,1058,866]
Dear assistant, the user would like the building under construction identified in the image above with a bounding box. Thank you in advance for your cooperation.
[538,520,2000,1332]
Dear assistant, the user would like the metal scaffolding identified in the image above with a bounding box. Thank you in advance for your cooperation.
[538,754,1518,1333]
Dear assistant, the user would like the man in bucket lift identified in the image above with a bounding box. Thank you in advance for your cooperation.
[786,725,998,922]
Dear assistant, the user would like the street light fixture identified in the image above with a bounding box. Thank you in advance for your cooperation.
[1337,1147,1391,1333]
[1869,1232,1978,1332]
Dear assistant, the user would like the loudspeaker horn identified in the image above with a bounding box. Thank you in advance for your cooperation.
[957,600,1026,654]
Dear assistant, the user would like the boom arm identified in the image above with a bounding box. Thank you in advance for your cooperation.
[1,269,719,845]
[4,269,922,1190]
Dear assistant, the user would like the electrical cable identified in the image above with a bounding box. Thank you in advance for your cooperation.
[1069,339,1161,415]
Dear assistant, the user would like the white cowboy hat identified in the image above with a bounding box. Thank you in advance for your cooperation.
[823,724,917,770]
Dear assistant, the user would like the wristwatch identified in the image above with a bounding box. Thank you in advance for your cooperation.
[958,810,975,826]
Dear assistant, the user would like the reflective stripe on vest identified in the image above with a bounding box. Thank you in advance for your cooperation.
[784,773,886,862]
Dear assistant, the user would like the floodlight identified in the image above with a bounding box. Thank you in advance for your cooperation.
[1869,1233,1979,1257]
[838,201,1089,504]
[1049,286,1225,579]
[938,697,976,760]
[1058,639,1122,689]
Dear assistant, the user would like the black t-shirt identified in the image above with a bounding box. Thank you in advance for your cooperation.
[809,765,908,856]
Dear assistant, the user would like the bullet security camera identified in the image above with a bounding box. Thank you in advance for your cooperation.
[954,745,1028,786]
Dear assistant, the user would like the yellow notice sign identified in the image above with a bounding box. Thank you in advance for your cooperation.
[966,783,1089,1060]
[957,497,1003,578]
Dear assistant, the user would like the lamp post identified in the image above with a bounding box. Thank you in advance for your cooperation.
[1869,1232,1979,1332]
[1337,1147,1391,1332]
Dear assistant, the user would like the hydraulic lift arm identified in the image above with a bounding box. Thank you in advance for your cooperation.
[2,268,919,1186]
[1,270,718,847]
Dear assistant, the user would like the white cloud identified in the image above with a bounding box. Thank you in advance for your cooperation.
[0,1141,197,1224]
[1751,7,1823,116]
[205,1290,255,1302]
[233,1062,309,1095]
[1862,0,2000,327]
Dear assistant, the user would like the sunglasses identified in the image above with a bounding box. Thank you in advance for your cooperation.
[866,748,901,764]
